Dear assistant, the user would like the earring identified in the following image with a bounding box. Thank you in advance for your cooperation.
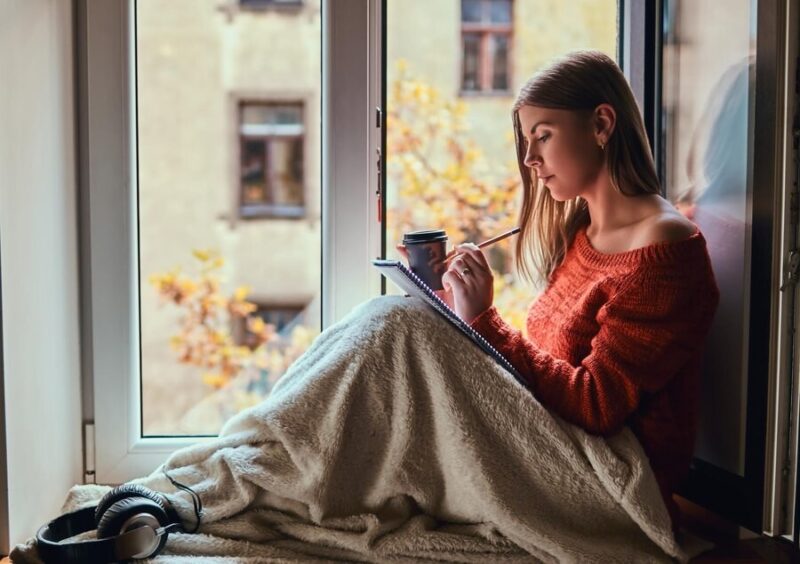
[598,140,606,150]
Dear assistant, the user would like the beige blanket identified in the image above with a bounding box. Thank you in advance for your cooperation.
[14,296,703,563]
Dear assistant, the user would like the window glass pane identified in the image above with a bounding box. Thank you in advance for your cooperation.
[661,0,755,475]
[136,0,321,436]
[491,33,509,90]
[462,0,483,23]
[489,0,512,23]
[388,1,618,332]
[241,140,268,203]
[462,33,481,91]
[271,137,304,205]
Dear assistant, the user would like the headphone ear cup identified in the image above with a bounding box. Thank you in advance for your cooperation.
[95,484,172,524]
[96,497,170,558]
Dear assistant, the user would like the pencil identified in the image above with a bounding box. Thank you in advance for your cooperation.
[443,226,521,265]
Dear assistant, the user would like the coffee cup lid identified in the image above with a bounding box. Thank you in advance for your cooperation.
[403,229,447,244]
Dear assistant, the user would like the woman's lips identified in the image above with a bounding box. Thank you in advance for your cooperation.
[540,175,554,183]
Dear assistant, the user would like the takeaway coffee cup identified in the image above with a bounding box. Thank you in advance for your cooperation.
[402,229,448,290]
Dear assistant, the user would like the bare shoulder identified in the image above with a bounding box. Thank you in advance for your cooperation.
[636,211,698,247]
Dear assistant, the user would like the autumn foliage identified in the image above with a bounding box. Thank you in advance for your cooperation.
[386,61,533,329]
[149,249,317,413]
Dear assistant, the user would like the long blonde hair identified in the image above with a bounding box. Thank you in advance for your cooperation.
[512,50,661,283]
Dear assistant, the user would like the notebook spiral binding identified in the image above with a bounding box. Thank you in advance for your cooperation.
[372,259,525,386]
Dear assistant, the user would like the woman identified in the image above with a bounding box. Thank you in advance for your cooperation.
[430,50,720,532]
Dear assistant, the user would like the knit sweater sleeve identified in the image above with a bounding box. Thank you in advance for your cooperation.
[469,268,718,436]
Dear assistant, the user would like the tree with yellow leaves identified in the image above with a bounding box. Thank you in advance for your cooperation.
[386,61,534,330]
[149,249,317,417]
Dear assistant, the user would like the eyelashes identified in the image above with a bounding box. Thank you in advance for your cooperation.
[524,133,551,145]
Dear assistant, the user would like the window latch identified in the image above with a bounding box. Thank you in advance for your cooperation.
[376,148,382,223]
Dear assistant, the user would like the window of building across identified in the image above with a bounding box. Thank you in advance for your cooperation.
[239,101,305,219]
[461,0,512,94]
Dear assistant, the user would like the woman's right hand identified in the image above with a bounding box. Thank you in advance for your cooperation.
[395,244,454,308]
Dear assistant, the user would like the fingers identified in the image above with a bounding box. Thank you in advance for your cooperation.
[442,255,493,322]
[454,243,491,272]
[442,268,466,296]
[395,244,409,261]
[448,254,486,283]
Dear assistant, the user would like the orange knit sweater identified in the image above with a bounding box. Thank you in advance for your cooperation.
[470,224,720,530]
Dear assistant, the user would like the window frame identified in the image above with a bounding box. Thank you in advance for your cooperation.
[459,0,514,95]
[83,0,382,483]
[619,0,662,173]
[238,0,304,11]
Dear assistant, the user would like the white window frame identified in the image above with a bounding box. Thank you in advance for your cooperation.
[84,0,382,483]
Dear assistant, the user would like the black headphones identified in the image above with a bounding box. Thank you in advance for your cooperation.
[36,473,202,564]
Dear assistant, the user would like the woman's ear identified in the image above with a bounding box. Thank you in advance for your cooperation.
[593,103,616,146]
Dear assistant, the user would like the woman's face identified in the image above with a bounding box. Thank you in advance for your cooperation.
[517,105,606,201]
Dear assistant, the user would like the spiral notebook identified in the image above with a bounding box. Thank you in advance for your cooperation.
[372,259,524,386]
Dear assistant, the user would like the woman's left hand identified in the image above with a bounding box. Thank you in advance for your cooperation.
[441,243,494,324]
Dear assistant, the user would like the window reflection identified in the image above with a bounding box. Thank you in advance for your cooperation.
[662,0,755,475]
[462,0,482,22]
[490,0,512,23]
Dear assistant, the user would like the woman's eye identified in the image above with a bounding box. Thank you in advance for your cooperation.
[537,133,550,143]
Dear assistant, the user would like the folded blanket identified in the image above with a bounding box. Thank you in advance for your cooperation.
[14,296,695,563]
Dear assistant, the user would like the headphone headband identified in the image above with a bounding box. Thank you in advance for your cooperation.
[35,476,201,563]
[37,506,118,563]
[36,504,182,563]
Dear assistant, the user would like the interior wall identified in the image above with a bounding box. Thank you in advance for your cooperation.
[0,0,83,551]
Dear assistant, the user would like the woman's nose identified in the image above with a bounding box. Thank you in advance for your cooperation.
[524,146,541,169]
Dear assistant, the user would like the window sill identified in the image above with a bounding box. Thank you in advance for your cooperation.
[239,204,307,220]
[217,1,306,21]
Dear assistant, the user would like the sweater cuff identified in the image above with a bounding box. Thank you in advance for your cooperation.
[469,306,513,340]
